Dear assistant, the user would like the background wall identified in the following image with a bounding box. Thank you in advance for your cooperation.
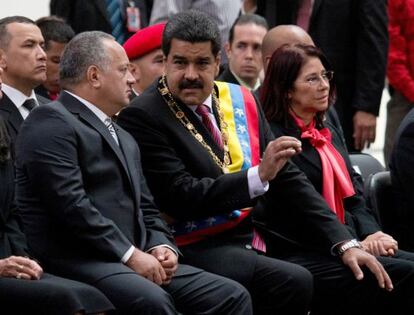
[0,0,49,20]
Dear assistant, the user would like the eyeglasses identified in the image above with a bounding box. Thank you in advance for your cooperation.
[301,70,334,86]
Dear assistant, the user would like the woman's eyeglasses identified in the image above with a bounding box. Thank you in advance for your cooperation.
[302,70,334,86]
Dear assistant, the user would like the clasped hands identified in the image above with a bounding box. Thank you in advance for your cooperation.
[0,255,43,280]
[126,247,178,286]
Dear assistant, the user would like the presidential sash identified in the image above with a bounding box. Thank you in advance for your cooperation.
[172,82,261,246]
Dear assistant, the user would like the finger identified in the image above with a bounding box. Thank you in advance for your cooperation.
[353,127,362,150]
[15,272,31,280]
[366,259,393,291]
[346,260,364,281]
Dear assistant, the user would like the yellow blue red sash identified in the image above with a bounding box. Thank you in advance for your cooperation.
[173,82,261,245]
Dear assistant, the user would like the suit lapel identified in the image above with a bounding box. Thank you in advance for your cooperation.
[0,94,23,138]
[311,0,324,22]
[59,92,133,184]
[179,99,225,162]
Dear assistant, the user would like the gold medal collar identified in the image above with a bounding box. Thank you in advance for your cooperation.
[158,75,230,173]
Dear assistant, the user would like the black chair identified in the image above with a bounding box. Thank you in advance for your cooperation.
[365,171,395,232]
[349,152,385,183]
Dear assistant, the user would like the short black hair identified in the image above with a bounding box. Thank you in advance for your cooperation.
[0,16,36,49]
[162,10,221,57]
[228,14,268,44]
[36,16,75,50]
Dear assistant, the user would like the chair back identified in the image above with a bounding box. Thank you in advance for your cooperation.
[365,171,395,232]
[349,153,385,183]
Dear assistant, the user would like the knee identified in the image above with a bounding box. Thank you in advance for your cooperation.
[287,265,314,304]
[128,287,175,315]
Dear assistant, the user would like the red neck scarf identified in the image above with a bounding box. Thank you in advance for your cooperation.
[291,112,355,223]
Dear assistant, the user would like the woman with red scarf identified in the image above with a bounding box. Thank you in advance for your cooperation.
[260,44,414,314]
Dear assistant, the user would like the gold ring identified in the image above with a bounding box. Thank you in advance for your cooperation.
[16,273,22,279]
[18,265,23,271]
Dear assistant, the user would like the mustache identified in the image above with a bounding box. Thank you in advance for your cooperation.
[179,79,203,89]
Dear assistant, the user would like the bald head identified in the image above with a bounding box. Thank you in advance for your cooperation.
[262,25,314,71]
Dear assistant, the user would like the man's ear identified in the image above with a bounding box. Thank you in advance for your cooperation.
[87,65,101,88]
[214,54,221,77]
[0,49,7,69]
[129,62,141,82]
[224,42,231,58]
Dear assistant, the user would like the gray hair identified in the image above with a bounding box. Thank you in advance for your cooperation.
[59,31,114,87]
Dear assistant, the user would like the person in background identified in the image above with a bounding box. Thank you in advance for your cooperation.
[150,0,243,64]
[50,0,153,44]
[0,16,49,152]
[218,14,268,91]
[255,0,388,152]
[123,23,165,99]
[35,16,75,100]
[384,0,414,166]
[259,43,414,315]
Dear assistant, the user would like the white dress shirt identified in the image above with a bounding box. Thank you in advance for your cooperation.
[1,83,38,119]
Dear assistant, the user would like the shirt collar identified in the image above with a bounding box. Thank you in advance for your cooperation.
[188,94,213,113]
[64,90,111,124]
[1,83,38,108]
[232,71,261,91]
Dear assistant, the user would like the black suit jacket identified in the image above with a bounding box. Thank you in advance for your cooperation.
[390,108,414,237]
[50,0,151,40]
[270,118,381,240]
[117,81,353,254]
[0,157,27,259]
[256,0,388,151]
[217,67,240,86]
[15,92,176,281]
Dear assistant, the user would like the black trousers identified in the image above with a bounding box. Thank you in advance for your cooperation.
[270,248,414,315]
[180,225,313,315]
[94,263,252,315]
[0,273,114,315]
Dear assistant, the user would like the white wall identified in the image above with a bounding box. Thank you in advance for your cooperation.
[0,0,49,20]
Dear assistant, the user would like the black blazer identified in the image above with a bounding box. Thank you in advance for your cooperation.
[256,0,388,151]
[117,81,353,254]
[50,0,151,40]
[15,92,176,281]
[217,67,240,86]
[0,158,27,259]
[269,118,381,240]
[390,109,414,235]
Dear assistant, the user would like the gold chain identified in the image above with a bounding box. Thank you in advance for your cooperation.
[158,75,231,173]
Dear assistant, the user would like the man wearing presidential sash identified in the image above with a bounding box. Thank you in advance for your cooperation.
[117,10,396,315]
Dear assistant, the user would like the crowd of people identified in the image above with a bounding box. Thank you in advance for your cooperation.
[1,1,414,314]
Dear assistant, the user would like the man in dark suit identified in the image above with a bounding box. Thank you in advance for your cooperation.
[117,10,395,315]
[390,108,414,251]
[0,16,49,148]
[256,0,388,152]
[15,30,251,315]
[218,14,268,91]
[50,0,152,44]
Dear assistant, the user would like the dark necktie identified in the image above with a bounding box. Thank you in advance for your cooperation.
[104,117,119,145]
[106,0,125,44]
[196,104,223,149]
[22,98,37,112]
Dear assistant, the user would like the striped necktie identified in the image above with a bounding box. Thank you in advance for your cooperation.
[104,117,119,145]
[106,0,125,44]
[196,104,223,149]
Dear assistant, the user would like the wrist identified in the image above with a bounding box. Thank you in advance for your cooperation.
[337,239,362,256]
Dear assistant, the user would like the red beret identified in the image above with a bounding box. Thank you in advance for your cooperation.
[123,23,166,60]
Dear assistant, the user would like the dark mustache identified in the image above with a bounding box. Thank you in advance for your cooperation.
[179,79,203,89]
